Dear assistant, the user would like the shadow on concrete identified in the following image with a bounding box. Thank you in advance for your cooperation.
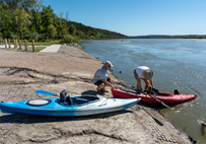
[0,109,133,124]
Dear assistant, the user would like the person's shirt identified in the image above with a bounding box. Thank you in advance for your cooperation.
[135,66,150,79]
[93,66,109,83]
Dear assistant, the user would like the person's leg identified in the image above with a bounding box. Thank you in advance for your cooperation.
[94,80,105,92]
[102,78,112,92]
[143,79,149,90]
[134,69,139,89]
[98,83,105,91]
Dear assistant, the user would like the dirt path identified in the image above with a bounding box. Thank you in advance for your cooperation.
[0,45,195,143]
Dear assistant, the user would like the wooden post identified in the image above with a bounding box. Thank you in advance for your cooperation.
[24,39,27,51]
[15,39,18,49]
[32,39,35,52]
[19,40,21,50]
[4,39,7,49]
[14,39,16,49]
[8,39,11,48]
[202,123,206,135]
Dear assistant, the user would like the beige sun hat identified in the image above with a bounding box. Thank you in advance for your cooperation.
[104,61,113,67]
[143,69,153,80]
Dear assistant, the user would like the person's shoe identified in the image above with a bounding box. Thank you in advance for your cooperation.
[100,89,105,95]
[96,89,104,95]
[102,89,108,93]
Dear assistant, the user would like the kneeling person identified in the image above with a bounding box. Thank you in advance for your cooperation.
[93,61,115,94]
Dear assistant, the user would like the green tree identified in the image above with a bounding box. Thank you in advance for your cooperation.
[1,0,39,9]
[41,5,54,33]
[14,7,30,39]
[30,9,42,33]
[46,24,57,39]
[0,3,13,38]
[53,15,66,39]
[68,24,76,36]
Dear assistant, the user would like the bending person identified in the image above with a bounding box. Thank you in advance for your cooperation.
[134,66,153,91]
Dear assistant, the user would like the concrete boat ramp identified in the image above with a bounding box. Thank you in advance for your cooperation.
[39,44,61,53]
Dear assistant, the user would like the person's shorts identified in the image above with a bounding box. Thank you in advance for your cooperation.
[94,78,111,86]
[134,69,147,80]
[134,69,138,79]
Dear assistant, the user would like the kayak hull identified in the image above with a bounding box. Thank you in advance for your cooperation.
[0,95,140,116]
[111,88,196,104]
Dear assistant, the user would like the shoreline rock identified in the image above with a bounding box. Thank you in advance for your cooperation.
[0,45,195,143]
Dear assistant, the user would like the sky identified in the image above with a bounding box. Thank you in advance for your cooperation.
[42,0,206,36]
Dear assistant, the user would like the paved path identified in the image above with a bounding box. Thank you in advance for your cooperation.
[0,44,14,48]
[40,44,61,53]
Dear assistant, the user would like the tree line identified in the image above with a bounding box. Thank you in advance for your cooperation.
[0,0,129,44]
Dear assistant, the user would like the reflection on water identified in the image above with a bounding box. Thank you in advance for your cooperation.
[81,39,206,143]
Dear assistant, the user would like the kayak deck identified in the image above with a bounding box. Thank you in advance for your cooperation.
[112,88,197,104]
[0,95,140,116]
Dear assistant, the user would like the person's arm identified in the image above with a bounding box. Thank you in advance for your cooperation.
[149,79,153,88]
[102,79,115,89]
[107,75,113,83]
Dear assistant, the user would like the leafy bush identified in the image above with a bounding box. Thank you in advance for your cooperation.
[63,34,79,44]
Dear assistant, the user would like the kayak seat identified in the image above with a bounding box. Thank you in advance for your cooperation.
[60,90,67,102]
[66,96,72,105]
[60,90,72,105]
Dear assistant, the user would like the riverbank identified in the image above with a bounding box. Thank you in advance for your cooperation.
[0,45,195,143]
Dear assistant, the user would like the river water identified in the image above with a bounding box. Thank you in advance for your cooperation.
[81,39,206,143]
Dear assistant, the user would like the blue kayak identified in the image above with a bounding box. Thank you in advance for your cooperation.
[0,95,140,116]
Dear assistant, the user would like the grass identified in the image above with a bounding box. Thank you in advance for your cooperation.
[2,46,46,52]
[28,39,62,46]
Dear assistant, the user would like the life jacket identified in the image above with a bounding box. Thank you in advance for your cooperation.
[145,85,152,94]
[144,85,160,94]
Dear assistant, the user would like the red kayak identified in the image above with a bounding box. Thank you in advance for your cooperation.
[111,88,197,104]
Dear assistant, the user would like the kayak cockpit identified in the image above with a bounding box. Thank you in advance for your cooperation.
[58,95,100,106]
[72,95,100,105]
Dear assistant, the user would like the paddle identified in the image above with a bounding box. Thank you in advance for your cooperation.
[35,90,58,96]
[128,85,170,108]
[142,91,170,108]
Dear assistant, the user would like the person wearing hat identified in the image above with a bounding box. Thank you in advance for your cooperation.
[134,66,153,91]
[93,61,115,94]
